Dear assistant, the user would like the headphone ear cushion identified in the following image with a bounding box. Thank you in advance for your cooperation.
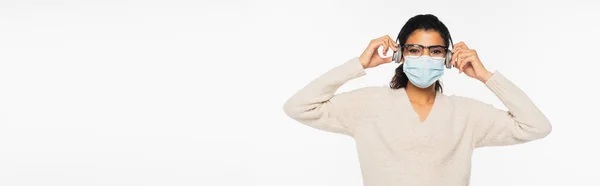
[393,41,402,63]
[392,51,400,63]
[445,51,453,69]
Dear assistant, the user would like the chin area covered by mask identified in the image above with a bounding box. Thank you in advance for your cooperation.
[402,56,445,88]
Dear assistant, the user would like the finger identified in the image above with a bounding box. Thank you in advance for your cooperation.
[458,55,476,72]
[377,35,389,44]
[455,42,469,50]
[469,49,481,68]
[391,37,399,47]
[455,50,474,73]
[383,40,389,55]
[451,49,468,67]
[452,42,470,53]
[374,40,388,58]
[364,40,382,58]
[382,41,389,56]
[387,38,398,52]
[451,50,459,67]
[382,38,394,61]
[452,42,462,53]
[386,37,394,50]
[383,55,393,63]
[384,35,394,43]
[456,58,465,73]
[458,51,477,73]
[385,35,399,47]
[369,40,384,50]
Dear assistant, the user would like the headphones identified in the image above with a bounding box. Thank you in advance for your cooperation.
[391,37,454,69]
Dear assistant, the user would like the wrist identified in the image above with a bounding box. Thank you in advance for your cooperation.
[358,57,368,69]
[477,70,493,83]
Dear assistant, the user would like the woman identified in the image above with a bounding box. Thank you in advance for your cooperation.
[282,14,551,186]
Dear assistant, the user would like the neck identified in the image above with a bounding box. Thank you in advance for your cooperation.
[405,83,437,105]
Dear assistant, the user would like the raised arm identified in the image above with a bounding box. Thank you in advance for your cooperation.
[469,71,552,148]
[449,42,551,148]
[282,57,367,136]
[283,35,399,136]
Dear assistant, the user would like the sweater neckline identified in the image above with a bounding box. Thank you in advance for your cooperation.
[394,88,442,125]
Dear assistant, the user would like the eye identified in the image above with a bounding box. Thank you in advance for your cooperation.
[430,47,446,56]
[409,49,420,53]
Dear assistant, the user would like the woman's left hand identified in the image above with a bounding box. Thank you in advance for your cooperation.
[450,42,493,83]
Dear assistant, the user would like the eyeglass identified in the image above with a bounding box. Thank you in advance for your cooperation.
[402,44,449,59]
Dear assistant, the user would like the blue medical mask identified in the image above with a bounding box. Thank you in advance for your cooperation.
[402,56,445,88]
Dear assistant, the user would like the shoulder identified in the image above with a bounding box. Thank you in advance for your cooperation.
[445,94,489,109]
[355,86,390,93]
[333,86,391,104]
[445,94,500,116]
[339,86,389,96]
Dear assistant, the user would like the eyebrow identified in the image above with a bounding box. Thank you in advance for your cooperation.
[403,44,447,48]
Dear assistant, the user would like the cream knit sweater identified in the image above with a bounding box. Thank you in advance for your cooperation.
[282,57,552,186]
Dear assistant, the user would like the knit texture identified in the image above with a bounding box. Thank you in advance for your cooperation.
[283,57,552,186]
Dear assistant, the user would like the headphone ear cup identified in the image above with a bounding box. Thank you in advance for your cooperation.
[393,41,402,64]
[445,51,452,69]
[392,50,399,63]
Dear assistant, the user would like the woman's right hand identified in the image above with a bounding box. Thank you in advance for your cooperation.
[358,35,398,69]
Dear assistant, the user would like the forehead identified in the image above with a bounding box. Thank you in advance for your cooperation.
[405,29,445,46]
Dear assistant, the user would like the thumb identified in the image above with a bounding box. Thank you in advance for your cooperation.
[382,56,393,63]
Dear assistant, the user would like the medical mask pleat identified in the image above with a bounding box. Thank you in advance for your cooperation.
[402,56,445,88]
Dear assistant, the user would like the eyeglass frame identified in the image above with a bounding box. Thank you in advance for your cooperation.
[400,44,450,59]
[392,43,454,69]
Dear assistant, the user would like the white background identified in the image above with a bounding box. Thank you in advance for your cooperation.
[0,0,598,185]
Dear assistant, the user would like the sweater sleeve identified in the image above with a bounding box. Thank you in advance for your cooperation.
[470,71,552,148]
[282,57,367,137]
